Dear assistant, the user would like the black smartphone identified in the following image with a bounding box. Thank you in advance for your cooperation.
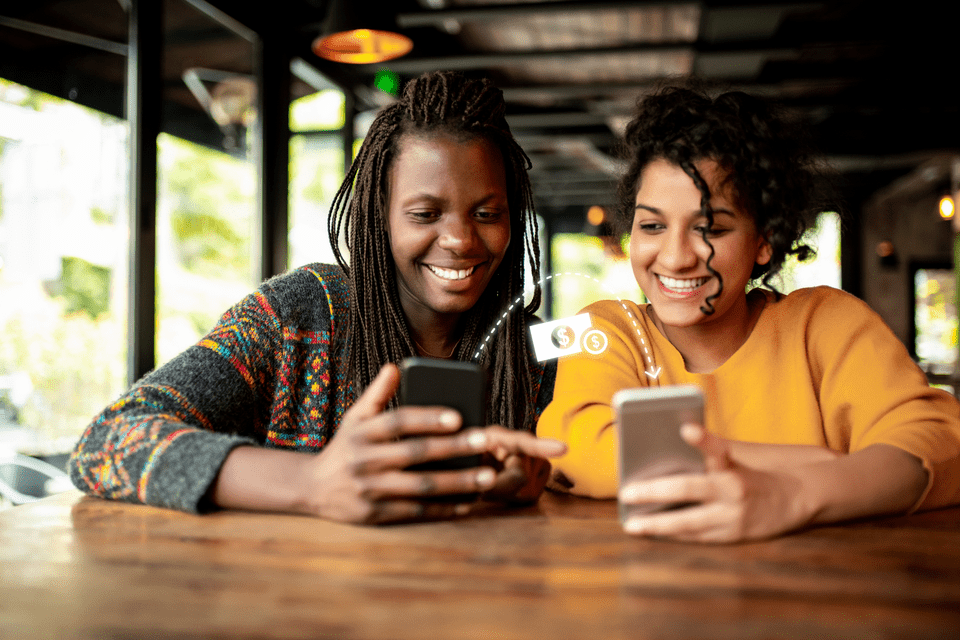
[613,385,706,522]
[399,357,486,471]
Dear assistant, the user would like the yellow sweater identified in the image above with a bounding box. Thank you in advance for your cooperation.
[537,286,960,512]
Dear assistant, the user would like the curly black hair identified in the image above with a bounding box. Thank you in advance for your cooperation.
[615,84,835,311]
[327,70,542,433]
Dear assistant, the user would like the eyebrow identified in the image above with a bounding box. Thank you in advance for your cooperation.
[634,204,736,218]
[400,192,507,208]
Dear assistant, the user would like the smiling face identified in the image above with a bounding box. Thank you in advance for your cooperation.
[386,133,511,330]
[629,158,771,334]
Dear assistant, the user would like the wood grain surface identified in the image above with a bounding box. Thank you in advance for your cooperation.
[2,490,959,639]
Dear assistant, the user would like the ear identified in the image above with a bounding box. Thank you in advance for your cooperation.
[756,236,773,266]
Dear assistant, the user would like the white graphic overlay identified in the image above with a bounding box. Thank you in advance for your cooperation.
[581,329,608,355]
[528,313,593,361]
[471,272,661,380]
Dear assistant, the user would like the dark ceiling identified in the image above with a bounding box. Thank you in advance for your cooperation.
[1,0,957,229]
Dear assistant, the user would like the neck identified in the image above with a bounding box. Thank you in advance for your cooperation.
[412,333,461,359]
[408,317,463,360]
[650,292,763,374]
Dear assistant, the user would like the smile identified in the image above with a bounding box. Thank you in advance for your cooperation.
[426,265,478,281]
[657,275,708,293]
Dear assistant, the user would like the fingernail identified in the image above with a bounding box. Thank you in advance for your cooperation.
[439,411,460,429]
[476,468,496,488]
[545,439,567,455]
[467,430,487,450]
[680,423,701,440]
[624,519,646,535]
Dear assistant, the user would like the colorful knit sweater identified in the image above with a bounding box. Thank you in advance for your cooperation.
[69,263,556,513]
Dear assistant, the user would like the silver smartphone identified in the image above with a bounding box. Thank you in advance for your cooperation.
[613,385,705,522]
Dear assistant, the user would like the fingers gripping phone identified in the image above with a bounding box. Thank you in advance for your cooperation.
[399,357,486,472]
[613,385,706,522]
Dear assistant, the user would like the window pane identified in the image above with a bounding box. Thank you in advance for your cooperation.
[156,134,256,365]
[550,233,642,320]
[291,89,345,132]
[289,133,345,268]
[289,88,347,269]
[914,268,958,375]
[0,79,128,455]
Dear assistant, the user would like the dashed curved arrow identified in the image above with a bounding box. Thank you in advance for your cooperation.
[472,272,661,381]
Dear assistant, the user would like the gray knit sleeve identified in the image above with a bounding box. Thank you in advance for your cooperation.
[68,281,288,513]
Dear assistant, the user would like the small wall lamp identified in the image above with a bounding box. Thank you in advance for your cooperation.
[182,68,256,151]
[939,195,955,221]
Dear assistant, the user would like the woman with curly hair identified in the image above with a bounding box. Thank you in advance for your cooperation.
[70,70,565,524]
[537,85,960,542]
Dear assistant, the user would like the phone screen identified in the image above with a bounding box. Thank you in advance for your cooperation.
[399,357,486,472]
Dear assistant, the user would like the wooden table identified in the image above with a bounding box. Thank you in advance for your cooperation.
[2,490,959,639]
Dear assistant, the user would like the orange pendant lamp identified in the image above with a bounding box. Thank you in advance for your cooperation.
[313,0,412,64]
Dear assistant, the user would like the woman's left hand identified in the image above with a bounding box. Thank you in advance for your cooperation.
[618,424,814,543]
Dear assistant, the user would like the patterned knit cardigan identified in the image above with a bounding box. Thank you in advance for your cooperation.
[68,263,555,513]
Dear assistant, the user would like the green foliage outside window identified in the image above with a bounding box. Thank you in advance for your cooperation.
[56,256,111,319]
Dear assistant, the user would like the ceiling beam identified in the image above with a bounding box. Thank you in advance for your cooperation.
[396,1,822,27]
[0,15,128,56]
[396,1,694,26]
[507,112,610,128]
[382,42,800,74]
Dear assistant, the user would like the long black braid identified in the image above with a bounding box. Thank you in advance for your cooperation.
[615,84,835,309]
[327,70,542,432]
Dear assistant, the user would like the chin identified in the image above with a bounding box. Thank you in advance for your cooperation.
[429,294,482,316]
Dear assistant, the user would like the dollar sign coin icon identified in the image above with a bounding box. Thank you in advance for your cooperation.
[550,325,575,349]
[582,329,608,355]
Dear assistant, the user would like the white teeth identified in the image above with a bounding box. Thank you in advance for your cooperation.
[658,275,707,292]
[427,265,477,281]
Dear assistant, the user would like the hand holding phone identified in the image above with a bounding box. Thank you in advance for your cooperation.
[399,357,486,472]
[614,385,705,521]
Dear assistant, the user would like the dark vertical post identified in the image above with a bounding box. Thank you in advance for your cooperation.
[127,0,162,385]
[840,195,864,300]
[255,28,290,281]
[342,89,356,175]
[540,215,553,319]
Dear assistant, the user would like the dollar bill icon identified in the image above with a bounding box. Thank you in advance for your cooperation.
[528,313,593,362]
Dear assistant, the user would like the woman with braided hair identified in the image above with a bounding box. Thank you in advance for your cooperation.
[538,85,960,542]
[70,70,565,523]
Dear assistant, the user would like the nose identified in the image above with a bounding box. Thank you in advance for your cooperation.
[436,214,480,253]
[658,228,700,272]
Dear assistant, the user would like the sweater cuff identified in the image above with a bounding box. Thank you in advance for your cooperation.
[143,430,255,514]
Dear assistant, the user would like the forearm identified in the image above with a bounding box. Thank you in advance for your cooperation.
[210,446,315,514]
[726,439,842,471]
[794,444,928,526]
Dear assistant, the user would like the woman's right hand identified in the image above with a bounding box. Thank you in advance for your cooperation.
[293,363,565,524]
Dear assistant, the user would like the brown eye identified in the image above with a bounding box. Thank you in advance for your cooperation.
[409,210,440,221]
[474,209,504,221]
